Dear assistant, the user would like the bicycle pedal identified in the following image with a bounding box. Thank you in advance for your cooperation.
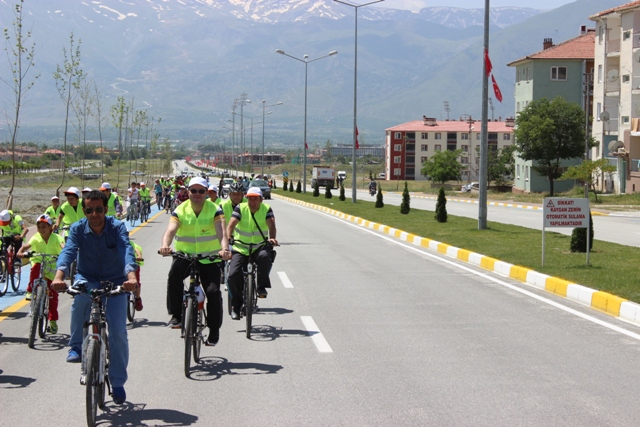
[80,375,86,385]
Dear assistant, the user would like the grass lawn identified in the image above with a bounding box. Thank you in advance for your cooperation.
[274,188,640,304]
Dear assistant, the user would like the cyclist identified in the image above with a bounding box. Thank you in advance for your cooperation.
[52,190,138,405]
[17,214,65,331]
[368,178,377,195]
[159,176,231,346]
[139,182,152,220]
[175,185,189,205]
[226,187,278,320]
[99,182,123,218]
[154,179,163,207]
[0,208,29,269]
[220,182,246,223]
[207,184,220,206]
[44,196,61,219]
[126,182,140,221]
[54,187,85,232]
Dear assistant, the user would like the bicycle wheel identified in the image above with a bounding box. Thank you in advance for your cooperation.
[245,271,254,339]
[99,329,108,409]
[193,307,203,363]
[37,287,48,338]
[85,339,100,427]
[70,260,77,286]
[129,206,137,227]
[10,255,21,292]
[0,258,8,296]
[28,285,43,348]
[126,292,135,322]
[183,298,194,377]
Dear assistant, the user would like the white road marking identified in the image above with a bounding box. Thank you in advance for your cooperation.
[301,316,333,353]
[310,208,640,342]
[277,271,294,288]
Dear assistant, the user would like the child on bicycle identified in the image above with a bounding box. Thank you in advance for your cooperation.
[131,241,144,311]
[17,214,65,334]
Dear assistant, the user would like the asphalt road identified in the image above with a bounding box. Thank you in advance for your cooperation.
[2,197,640,426]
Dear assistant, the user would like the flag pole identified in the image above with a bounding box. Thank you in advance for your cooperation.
[479,0,490,230]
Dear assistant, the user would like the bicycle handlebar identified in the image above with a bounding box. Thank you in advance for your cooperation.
[64,281,126,298]
[22,252,59,259]
[157,250,222,262]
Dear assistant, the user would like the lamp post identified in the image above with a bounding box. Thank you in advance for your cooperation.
[243,115,262,174]
[237,94,250,174]
[276,49,338,193]
[334,0,384,202]
[262,100,283,177]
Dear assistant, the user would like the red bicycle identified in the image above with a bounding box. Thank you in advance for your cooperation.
[0,236,22,296]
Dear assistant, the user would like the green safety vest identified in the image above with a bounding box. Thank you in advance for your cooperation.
[27,232,64,280]
[174,200,222,264]
[0,212,23,236]
[232,202,270,256]
[139,187,151,201]
[44,205,61,219]
[220,198,246,225]
[59,201,85,226]
[106,193,118,217]
[131,241,144,267]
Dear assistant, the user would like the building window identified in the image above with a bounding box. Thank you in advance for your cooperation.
[421,133,428,139]
[435,133,442,140]
[551,66,567,81]
[435,144,441,152]
[406,156,415,164]
[596,103,602,121]
[489,141,498,151]
[622,116,630,124]
[394,132,401,139]
[421,144,428,151]
[517,164,520,179]
[598,25,604,44]
[447,142,457,151]
[394,144,401,151]
[461,157,469,164]
[393,156,401,163]
[503,134,511,140]
[624,30,631,41]
[406,168,415,176]
[623,74,631,83]
[393,168,401,176]
[461,145,468,152]
[598,65,602,83]
[421,156,428,164]
[476,134,480,140]
[461,133,469,140]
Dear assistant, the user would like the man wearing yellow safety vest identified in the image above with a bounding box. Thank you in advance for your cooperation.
[44,196,61,219]
[226,187,278,321]
[139,182,151,221]
[159,176,231,346]
[0,209,29,260]
[54,187,86,232]
[99,182,123,218]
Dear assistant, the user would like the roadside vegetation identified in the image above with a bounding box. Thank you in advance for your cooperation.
[274,188,640,305]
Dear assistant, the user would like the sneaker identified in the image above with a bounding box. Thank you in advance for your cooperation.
[112,386,126,405]
[25,292,32,301]
[168,315,181,329]
[66,349,81,363]
[49,320,58,334]
[231,309,240,321]
[134,297,143,311]
[205,329,219,346]
[257,287,268,298]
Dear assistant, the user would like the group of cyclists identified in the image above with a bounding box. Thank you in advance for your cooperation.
[1,167,279,407]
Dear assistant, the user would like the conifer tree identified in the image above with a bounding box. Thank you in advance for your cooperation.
[570,212,594,252]
[296,180,302,193]
[400,182,410,214]
[325,184,332,199]
[339,184,346,201]
[313,181,320,197]
[375,184,384,208]
[435,187,448,222]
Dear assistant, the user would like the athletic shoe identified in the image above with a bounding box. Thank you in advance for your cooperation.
[257,287,268,298]
[205,329,219,346]
[66,349,81,363]
[134,297,143,311]
[25,292,32,301]
[49,320,58,334]
[112,386,126,405]
[168,315,181,328]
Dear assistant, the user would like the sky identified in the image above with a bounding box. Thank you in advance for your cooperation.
[380,0,575,11]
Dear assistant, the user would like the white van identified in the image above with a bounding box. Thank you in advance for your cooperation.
[378,172,386,179]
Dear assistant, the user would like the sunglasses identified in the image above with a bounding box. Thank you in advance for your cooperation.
[85,206,105,215]
[189,189,206,194]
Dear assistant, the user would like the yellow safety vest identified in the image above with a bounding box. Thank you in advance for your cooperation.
[174,200,222,264]
[27,232,64,280]
[44,205,61,219]
[139,187,151,201]
[59,201,85,226]
[106,193,118,217]
[131,241,144,266]
[0,213,23,236]
[220,198,246,225]
[232,203,270,256]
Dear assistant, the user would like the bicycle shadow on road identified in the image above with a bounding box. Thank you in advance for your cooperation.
[30,333,70,351]
[126,318,169,330]
[253,306,294,315]
[98,403,198,426]
[0,369,36,389]
[188,356,283,382]
[0,333,28,346]
[239,324,312,342]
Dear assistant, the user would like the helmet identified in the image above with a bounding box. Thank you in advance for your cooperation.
[229,182,244,193]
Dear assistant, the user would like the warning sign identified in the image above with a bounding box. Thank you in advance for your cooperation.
[543,198,590,228]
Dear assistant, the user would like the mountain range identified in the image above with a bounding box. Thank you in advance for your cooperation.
[0,0,625,148]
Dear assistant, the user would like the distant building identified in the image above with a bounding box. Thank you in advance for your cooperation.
[385,117,515,181]
[590,3,640,193]
[507,27,594,193]
[237,152,285,167]
[329,144,385,158]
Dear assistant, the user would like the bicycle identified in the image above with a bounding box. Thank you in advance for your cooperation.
[155,192,163,210]
[126,258,144,323]
[128,199,139,227]
[0,235,22,296]
[139,199,151,223]
[66,281,124,427]
[163,190,172,214]
[23,252,58,348]
[230,239,276,339]
[164,251,221,377]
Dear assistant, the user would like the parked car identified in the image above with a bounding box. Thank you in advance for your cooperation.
[69,168,80,175]
[378,172,386,179]
[131,170,146,176]
[461,182,479,192]
[248,179,271,199]
[221,178,235,195]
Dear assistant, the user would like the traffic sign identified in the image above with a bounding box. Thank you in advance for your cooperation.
[283,171,289,178]
[543,198,589,228]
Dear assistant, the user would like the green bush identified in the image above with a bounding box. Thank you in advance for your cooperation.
[339,184,346,201]
[325,185,332,199]
[290,182,294,192]
[435,187,448,222]
[570,212,594,252]
[313,181,320,197]
[375,184,384,208]
[282,180,288,191]
[296,180,302,193]
[400,182,410,214]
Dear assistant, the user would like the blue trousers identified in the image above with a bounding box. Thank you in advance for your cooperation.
[69,285,129,388]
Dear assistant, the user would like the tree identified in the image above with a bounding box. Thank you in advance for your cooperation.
[313,181,320,197]
[289,181,294,193]
[92,81,108,180]
[488,145,516,186]
[2,1,40,209]
[400,182,410,214]
[53,32,84,196]
[339,183,346,201]
[560,158,616,202]
[421,149,463,183]
[324,184,332,199]
[296,180,302,193]
[375,184,384,208]
[570,212,594,253]
[435,187,448,222]
[514,96,588,196]
[282,180,288,191]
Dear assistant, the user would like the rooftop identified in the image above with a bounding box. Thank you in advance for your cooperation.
[590,0,640,19]
[507,30,595,66]
[386,119,514,133]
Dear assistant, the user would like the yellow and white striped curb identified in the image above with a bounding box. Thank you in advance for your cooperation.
[275,194,640,326]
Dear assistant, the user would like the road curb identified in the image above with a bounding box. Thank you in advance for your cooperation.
[275,194,640,326]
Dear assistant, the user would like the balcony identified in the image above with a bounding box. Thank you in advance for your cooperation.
[607,38,621,54]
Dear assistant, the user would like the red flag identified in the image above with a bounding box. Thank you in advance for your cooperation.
[484,48,492,77]
[305,141,308,150]
[491,74,503,103]
[355,127,360,149]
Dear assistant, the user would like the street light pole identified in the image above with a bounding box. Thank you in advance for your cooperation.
[334,0,384,203]
[262,100,283,178]
[276,49,338,193]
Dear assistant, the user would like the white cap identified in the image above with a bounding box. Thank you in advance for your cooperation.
[99,182,111,190]
[208,184,218,192]
[0,210,10,224]
[37,214,53,225]
[51,196,60,200]
[64,187,81,198]
[246,187,262,198]
[188,176,208,189]
[82,187,92,193]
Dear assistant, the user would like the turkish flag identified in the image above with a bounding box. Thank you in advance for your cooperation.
[305,141,308,150]
[484,48,493,77]
[356,127,360,149]
[491,74,503,103]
